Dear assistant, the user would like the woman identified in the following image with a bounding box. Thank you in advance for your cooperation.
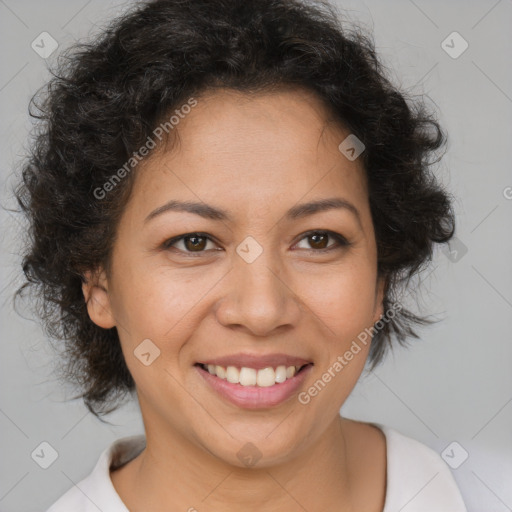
[16,0,467,510]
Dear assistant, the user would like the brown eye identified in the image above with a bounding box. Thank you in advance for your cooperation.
[163,233,218,255]
[308,233,329,249]
[295,230,350,252]
[182,235,208,252]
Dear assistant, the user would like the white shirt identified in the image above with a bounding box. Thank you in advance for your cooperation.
[46,422,467,512]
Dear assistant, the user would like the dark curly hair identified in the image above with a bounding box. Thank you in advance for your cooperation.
[14,0,455,417]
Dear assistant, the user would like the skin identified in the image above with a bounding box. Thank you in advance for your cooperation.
[83,87,387,511]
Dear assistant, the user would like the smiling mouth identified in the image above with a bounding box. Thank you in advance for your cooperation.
[195,363,312,387]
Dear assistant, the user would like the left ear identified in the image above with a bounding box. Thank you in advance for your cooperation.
[372,275,387,324]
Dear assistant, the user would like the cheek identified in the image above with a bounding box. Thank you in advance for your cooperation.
[300,264,376,407]
[111,249,378,340]
[301,259,378,339]
[109,259,224,354]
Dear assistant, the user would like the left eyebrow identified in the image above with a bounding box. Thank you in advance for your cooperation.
[285,198,361,225]
[144,197,362,226]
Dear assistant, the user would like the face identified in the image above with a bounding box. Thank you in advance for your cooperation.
[84,88,385,467]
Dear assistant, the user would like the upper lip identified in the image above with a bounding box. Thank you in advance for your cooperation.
[197,353,312,370]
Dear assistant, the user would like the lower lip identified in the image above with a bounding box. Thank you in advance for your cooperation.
[196,364,313,409]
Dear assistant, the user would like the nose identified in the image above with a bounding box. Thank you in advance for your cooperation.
[214,245,302,337]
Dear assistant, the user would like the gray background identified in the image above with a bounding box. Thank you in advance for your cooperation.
[0,0,511,511]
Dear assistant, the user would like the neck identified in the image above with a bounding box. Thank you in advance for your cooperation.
[113,414,356,512]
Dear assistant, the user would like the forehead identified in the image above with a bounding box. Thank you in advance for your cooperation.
[165,87,348,161]
[133,88,368,216]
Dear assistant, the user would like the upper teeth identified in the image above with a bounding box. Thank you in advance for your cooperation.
[205,364,300,387]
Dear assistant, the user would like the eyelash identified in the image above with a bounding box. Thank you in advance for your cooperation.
[161,230,351,257]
